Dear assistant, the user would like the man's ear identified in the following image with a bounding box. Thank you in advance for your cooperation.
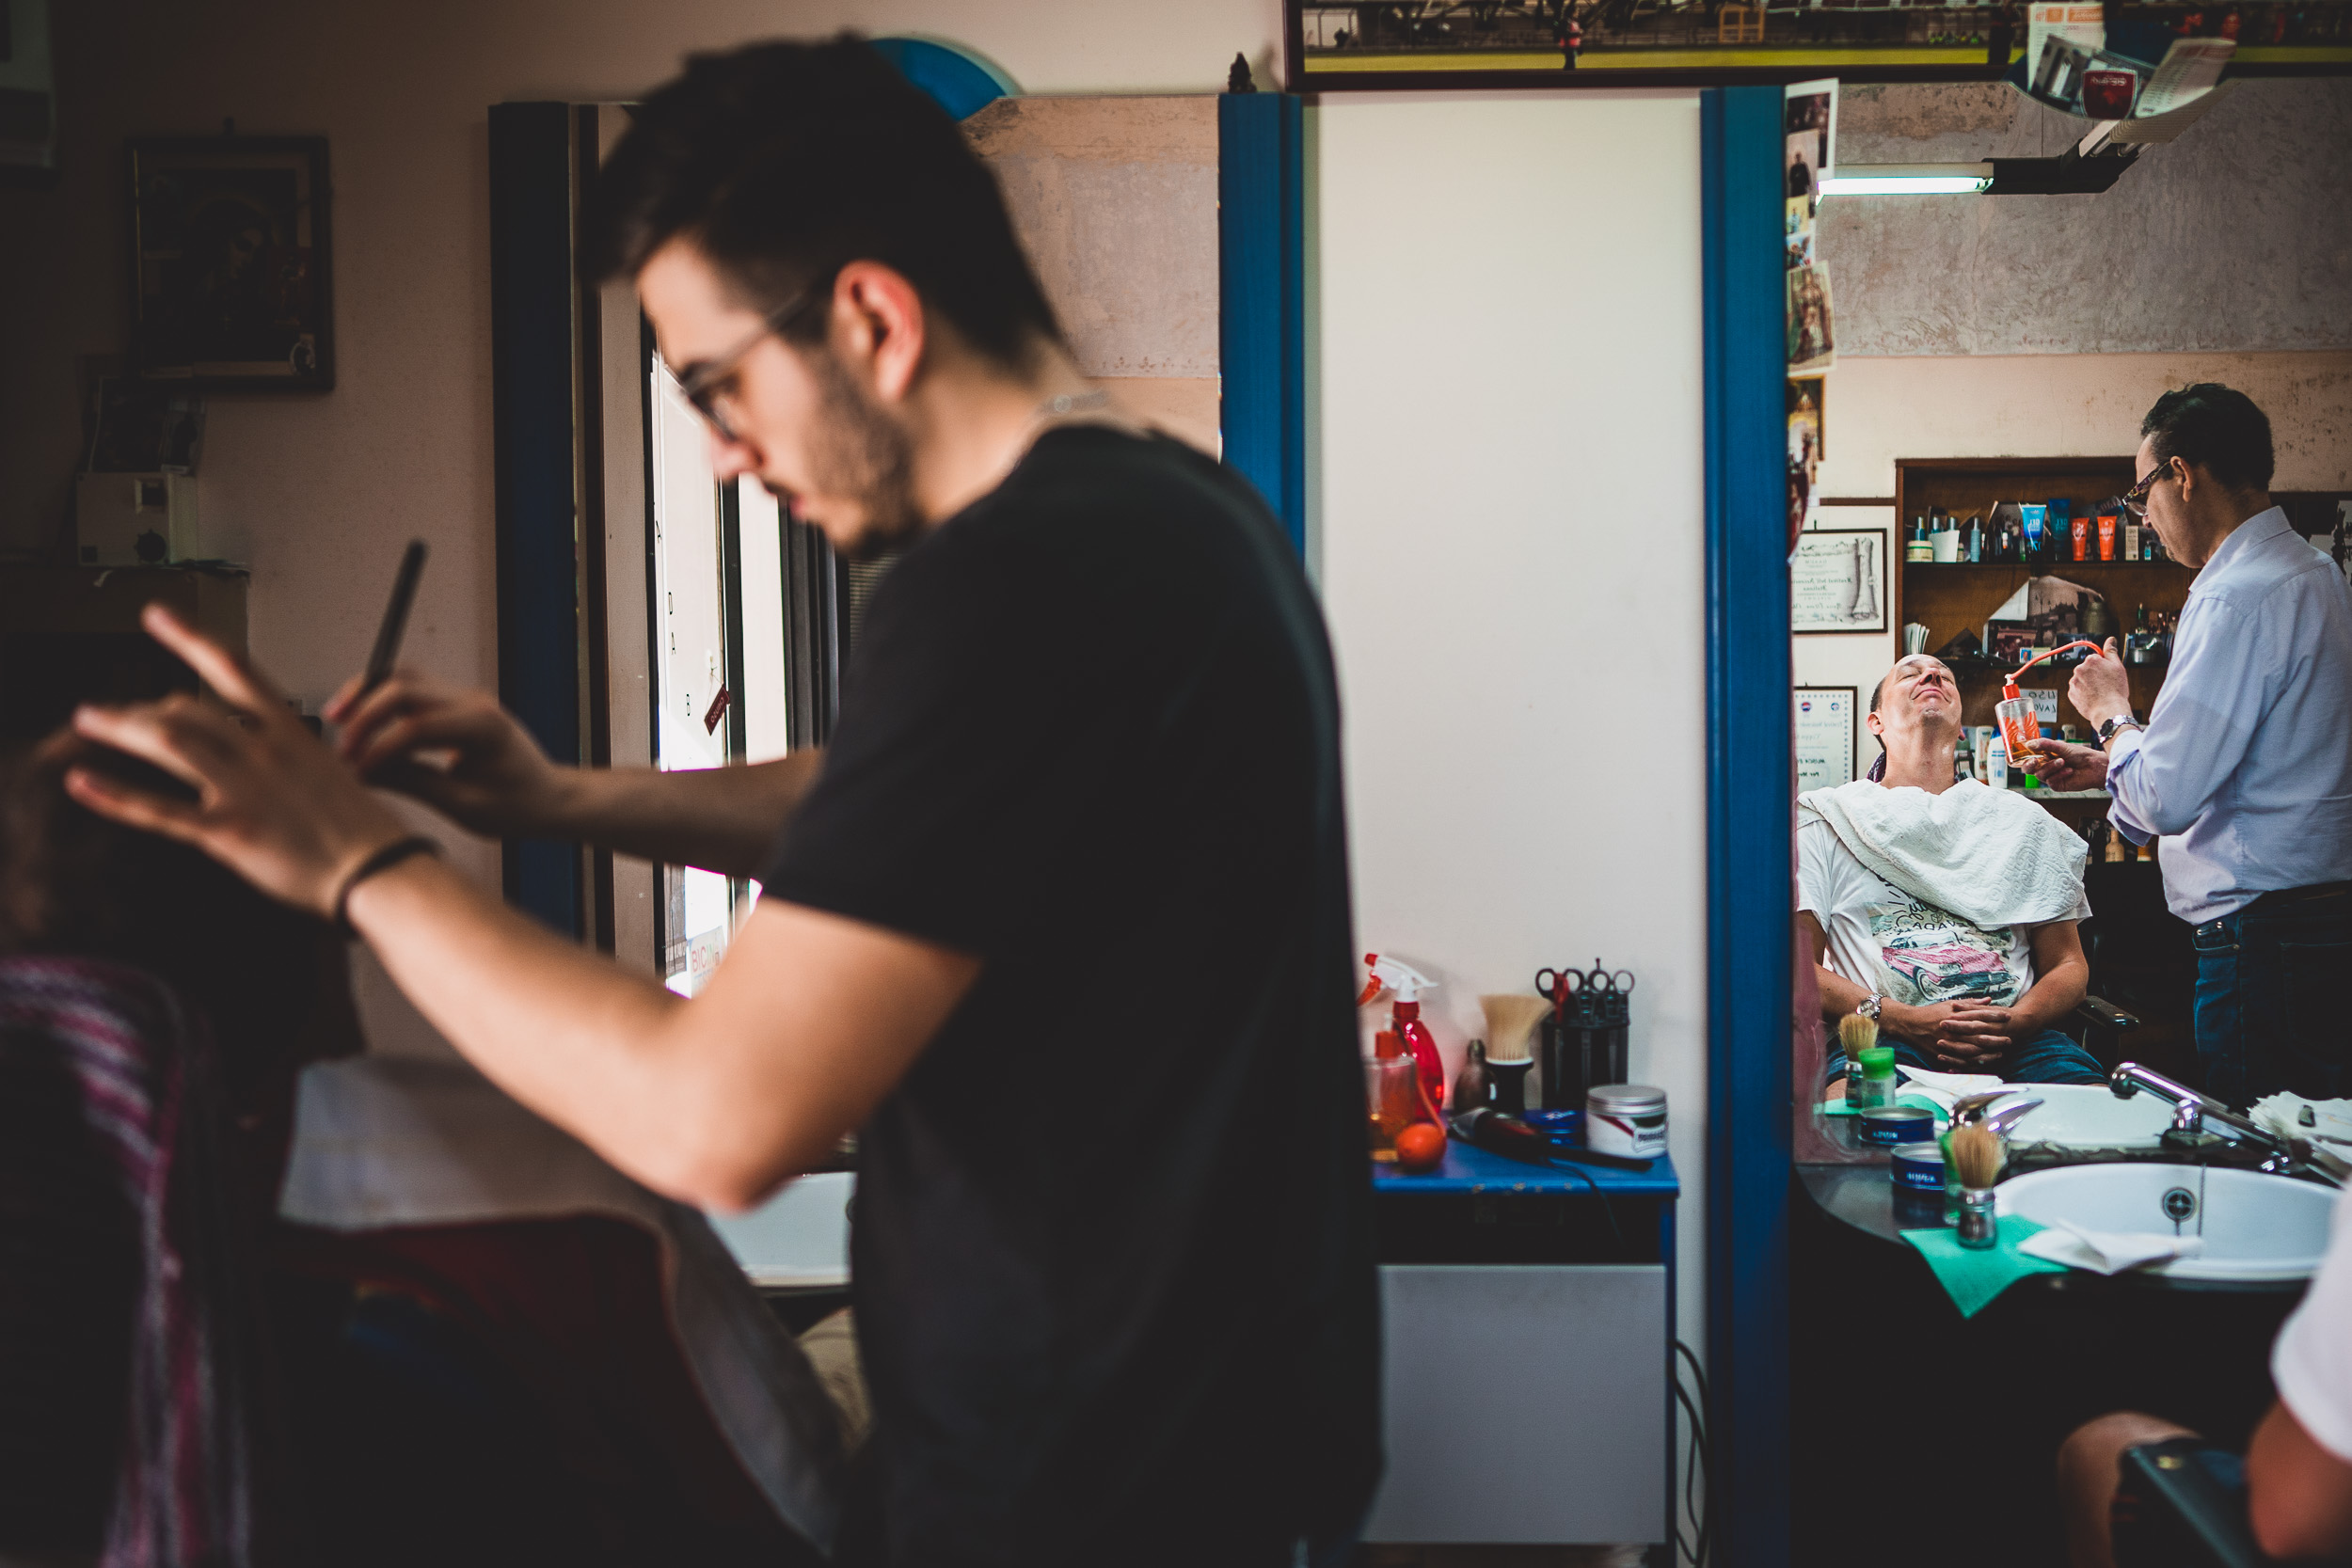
[2173,454,2200,502]
[830,261,928,405]
[1864,709,1885,742]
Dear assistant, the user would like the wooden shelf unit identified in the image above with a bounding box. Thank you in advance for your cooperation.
[1891,457,2193,742]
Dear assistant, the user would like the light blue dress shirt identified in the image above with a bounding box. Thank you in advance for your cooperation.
[2107,506,2352,924]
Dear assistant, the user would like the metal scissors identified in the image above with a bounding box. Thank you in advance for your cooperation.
[1534,966,1580,1005]
[1535,961,1636,1014]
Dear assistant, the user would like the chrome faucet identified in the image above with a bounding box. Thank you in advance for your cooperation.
[2109,1063,2297,1172]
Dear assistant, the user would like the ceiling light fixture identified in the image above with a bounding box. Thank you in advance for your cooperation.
[1817,163,1994,197]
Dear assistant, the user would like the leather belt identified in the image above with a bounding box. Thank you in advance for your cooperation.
[2195,880,2352,939]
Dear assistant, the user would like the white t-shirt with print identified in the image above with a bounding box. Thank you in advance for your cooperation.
[1798,816,2090,1006]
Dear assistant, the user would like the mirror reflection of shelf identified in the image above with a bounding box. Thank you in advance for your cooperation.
[1901,560,2191,571]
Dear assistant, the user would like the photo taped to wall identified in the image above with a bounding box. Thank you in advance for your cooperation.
[1787,264,1836,374]
[1783,78,1836,216]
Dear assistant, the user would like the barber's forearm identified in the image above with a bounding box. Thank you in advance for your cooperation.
[550,751,823,876]
[344,855,751,1204]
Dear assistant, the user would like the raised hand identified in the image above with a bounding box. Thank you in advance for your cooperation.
[2067,637,2134,730]
[326,667,574,838]
[67,606,411,917]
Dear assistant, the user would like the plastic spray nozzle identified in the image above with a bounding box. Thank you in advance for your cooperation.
[2003,639,2102,700]
[1359,953,1438,1006]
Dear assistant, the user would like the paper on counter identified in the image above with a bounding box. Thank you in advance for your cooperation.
[2018,1217,2205,1275]
[2250,1091,2352,1148]
[1895,1066,2007,1115]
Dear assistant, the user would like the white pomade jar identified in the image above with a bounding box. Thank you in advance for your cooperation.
[1585,1084,1669,1159]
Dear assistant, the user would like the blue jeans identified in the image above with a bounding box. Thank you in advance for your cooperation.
[2193,883,2352,1107]
[1823,1027,2108,1087]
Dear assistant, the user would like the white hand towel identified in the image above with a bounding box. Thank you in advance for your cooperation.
[2249,1092,2352,1148]
[1799,777,2088,928]
[2018,1217,2206,1275]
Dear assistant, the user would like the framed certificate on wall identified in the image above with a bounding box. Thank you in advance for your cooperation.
[1790,529,1884,634]
[1794,686,1858,793]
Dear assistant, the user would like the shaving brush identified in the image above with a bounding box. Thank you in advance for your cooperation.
[1480,994,1549,1115]
[1947,1121,2006,1249]
[1836,1011,1880,1106]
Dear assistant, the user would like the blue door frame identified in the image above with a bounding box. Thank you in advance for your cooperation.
[487,101,584,935]
[1218,91,1307,556]
[1702,85,1796,1568]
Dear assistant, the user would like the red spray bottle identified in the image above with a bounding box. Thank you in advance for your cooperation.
[1995,640,2100,774]
[1360,954,1445,1116]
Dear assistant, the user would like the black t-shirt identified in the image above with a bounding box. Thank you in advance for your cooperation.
[758,427,1379,1565]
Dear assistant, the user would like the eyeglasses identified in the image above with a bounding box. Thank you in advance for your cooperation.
[2120,461,2173,520]
[673,277,830,443]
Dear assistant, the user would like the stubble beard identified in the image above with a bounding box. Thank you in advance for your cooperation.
[800,346,922,563]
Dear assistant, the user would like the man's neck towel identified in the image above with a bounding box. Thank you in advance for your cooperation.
[1799,777,2087,928]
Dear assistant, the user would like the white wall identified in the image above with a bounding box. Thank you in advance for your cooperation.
[1313,91,1709,1343]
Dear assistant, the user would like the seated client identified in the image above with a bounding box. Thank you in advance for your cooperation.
[0,733,837,1568]
[1800,654,2106,1087]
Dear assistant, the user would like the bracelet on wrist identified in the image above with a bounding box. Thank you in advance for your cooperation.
[332,835,441,937]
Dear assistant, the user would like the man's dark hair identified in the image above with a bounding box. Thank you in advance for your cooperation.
[583,37,1061,371]
[2140,383,2274,493]
[0,735,352,1101]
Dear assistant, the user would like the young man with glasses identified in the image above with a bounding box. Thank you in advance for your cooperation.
[62,39,1379,1566]
[2029,385,2352,1104]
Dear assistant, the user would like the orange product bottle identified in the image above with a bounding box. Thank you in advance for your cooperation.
[1366,1030,1423,1159]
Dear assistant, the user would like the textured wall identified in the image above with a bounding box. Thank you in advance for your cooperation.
[1820,79,2352,356]
[967,95,1220,451]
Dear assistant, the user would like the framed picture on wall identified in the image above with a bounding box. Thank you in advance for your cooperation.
[1286,0,2010,89]
[1794,686,1858,793]
[127,136,333,390]
[1791,528,1885,634]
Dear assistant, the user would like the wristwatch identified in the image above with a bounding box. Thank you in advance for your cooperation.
[1857,993,1885,1022]
[2097,716,2143,749]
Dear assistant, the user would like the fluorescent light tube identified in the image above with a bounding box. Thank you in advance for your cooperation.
[1817,164,1994,197]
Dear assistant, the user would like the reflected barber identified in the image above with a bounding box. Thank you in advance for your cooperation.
[2032,386,2352,1104]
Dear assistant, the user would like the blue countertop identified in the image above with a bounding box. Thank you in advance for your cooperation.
[1373,1139,1680,1197]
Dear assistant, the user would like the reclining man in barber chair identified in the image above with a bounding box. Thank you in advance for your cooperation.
[1802,654,2107,1088]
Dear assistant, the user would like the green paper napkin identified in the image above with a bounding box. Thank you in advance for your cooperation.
[1900,1215,2068,1318]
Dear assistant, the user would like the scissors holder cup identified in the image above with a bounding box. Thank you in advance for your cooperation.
[1538,964,1634,1111]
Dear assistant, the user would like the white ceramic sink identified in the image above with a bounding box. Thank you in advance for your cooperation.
[706,1170,853,1289]
[1999,1163,2338,1281]
[2002,1085,2177,1149]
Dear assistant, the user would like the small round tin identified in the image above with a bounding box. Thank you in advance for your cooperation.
[1860,1104,1936,1147]
[1586,1085,1668,1158]
[1890,1141,1947,1193]
[1521,1108,1584,1144]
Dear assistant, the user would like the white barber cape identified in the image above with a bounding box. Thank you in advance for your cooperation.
[1799,777,2087,929]
[278,1053,843,1551]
